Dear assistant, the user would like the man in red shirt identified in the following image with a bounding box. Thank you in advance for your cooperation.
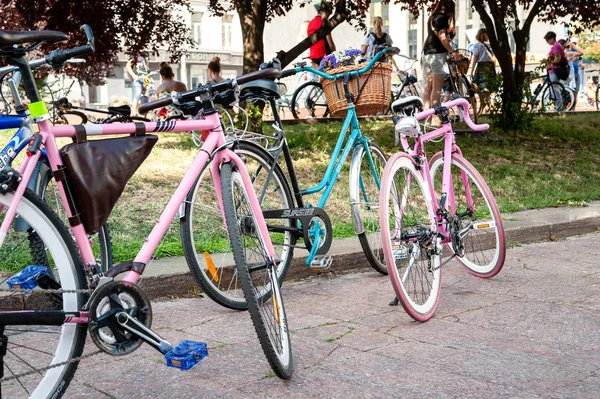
[307,0,336,68]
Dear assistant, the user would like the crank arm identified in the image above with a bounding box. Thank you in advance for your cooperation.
[116,311,173,354]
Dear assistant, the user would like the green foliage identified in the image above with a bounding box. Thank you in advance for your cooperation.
[235,103,264,134]
[486,73,534,133]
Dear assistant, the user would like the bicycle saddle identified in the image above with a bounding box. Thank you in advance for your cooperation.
[108,105,131,117]
[239,79,281,101]
[0,30,68,47]
[391,96,424,114]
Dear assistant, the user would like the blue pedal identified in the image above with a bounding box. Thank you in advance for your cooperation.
[165,340,208,370]
[7,266,51,290]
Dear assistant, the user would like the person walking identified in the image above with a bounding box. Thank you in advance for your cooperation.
[421,0,461,123]
[126,52,150,115]
[207,57,224,84]
[470,28,496,112]
[308,0,336,69]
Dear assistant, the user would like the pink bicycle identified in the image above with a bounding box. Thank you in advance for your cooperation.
[379,97,506,321]
[0,27,291,397]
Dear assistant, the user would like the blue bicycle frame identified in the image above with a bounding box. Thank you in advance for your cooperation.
[288,50,392,264]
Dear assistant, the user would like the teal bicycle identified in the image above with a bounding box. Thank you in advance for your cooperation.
[183,48,401,310]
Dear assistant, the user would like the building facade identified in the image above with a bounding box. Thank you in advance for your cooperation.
[76,0,598,106]
[86,0,243,106]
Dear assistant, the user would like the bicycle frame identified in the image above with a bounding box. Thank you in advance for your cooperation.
[2,112,278,312]
[397,98,488,242]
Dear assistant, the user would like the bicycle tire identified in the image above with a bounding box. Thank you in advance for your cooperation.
[457,75,478,124]
[39,160,113,272]
[596,85,599,111]
[379,154,441,321]
[180,141,295,310]
[220,162,293,379]
[55,110,88,125]
[541,81,567,112]
[0,189,87,398]
[563,86,576,111]
[350,142,388,274]
[290,81,329,119]
[429,152,506,278]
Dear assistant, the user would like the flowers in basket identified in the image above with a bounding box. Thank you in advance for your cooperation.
[318,48,366,71]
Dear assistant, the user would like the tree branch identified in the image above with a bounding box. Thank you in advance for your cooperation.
[523,0,545,33]
[276,5,349,68]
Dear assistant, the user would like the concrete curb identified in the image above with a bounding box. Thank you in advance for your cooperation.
[139,211,600,300]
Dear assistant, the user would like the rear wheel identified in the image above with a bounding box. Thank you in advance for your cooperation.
[379,154,441,321]
[181,141,294,310]
[220,162,293,379]
[541,81,567,112]
[457,75,478,123]
[0,189,87,398]
[429,153,505,278]
[291,81,329,119]
[41,160,112,273]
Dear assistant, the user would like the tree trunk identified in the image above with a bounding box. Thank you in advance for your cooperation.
[238,2,266,74]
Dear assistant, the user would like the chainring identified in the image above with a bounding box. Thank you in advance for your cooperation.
[88,281,152,356]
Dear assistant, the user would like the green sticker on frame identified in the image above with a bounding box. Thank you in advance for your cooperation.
[28,101,48,117]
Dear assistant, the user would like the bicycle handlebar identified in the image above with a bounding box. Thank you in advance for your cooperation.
[137,67,282,114]
[45,25,95,68]
[0,25,94,78]
[283,47,400,80]
[415,98,489,131]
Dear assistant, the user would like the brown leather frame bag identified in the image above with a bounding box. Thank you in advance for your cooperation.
[59,128,158,234]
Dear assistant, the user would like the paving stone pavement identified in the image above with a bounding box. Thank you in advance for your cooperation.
[65,232,600,399]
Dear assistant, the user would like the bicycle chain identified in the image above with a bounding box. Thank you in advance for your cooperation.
[0,286,100,383]
[0,349,102,383]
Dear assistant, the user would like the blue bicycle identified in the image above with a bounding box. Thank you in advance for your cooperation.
[183,48,400,310]
[0,50,112,273]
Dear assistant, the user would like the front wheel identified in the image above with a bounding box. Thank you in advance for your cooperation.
[379,154,441,321]
[429,153,506,278]
[180,141,295,310]
[350,142,388,274]
[290,81,329,119]
[0,189,87,398]
[596,85,600,111]
[220,162,293,379]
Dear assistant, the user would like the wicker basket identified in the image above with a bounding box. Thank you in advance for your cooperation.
[321,62,392,117]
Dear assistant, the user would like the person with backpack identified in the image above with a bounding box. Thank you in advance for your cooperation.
[543,31,569,83]
[361,16,399,71]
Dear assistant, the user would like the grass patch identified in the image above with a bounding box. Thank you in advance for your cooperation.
[1,113,599,266]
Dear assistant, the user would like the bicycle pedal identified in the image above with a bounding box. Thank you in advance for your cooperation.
[309,255,333,270]
[165,340,208,370]
[7,266,51,290]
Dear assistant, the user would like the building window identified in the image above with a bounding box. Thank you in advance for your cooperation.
[222,15,234,49]
[369,0,390,33]
[408,12,418,59]
[191,12,203,47]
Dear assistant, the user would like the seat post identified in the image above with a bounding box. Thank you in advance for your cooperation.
[9,55,41,103]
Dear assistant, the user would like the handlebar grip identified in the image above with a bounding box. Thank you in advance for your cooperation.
[138,96,172,114]
[280,69,297,78]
